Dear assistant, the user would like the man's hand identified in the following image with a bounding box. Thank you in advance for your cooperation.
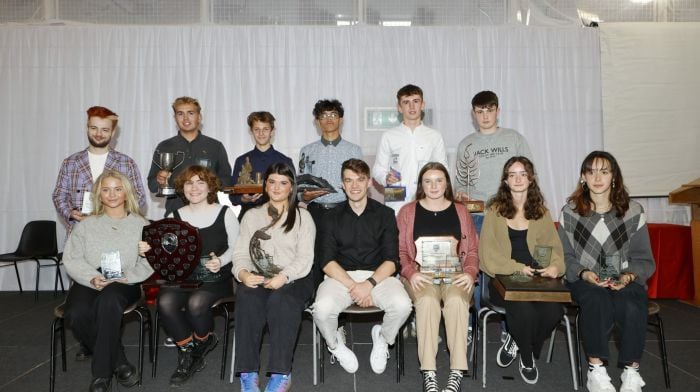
[349,281,374,307]
[156,170,171,186]
[241,193,263,203]
[386,169,401,185]
[70,210,86,222]
[303,189,329,202]
[454,192,470,202]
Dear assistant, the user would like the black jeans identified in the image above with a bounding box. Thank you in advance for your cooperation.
[64,282,141,378]
[157,278,233,342]
[306,203,337,291]
[234,274,313,375]
[489,279,563,365]
[568,279,648,365]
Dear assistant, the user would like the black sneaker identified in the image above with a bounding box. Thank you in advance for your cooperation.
[169,343,202,387]
[443,369,463,392]
[192,333,218,360]
[421,370,439,392]
[519,355,538,385]
[496,333,518,368]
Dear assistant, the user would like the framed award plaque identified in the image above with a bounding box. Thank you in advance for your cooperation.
[415,236,462,284]
[142,218,202,287]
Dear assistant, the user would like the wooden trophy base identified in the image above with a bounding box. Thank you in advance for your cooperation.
[462,199,485,213]
[224,184,264,194]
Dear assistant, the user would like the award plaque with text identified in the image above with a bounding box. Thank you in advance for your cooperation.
[415,236,461,284]
[142,218,202,288]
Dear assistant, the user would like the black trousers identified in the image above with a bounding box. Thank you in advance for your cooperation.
[489,280,563,365]
[569,279,648,365]
[157,278,233,342]
[306,203,336,290]
[234,274,313,375]
[64,282,141,378]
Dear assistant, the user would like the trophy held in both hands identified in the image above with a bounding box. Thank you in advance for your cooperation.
[153,151,185,197]
[415,236,462,285]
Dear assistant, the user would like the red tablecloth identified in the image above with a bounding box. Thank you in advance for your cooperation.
[646,223,694,299]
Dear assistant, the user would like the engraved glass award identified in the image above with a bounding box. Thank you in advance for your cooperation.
[100,251,123,280]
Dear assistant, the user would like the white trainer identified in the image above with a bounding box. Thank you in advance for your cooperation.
[620,368,646,392]
[370,325,389,374]
[328,327,358,373]
[587,365,616,392]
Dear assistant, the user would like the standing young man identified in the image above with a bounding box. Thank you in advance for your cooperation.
[312,159,412,375]
[230,111,294,221]
[147,97,232,217]
[372,84,448,213]
[53,106,146,234]
[453,90,533,223]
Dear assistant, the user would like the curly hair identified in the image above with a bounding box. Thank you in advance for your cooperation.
[174,165,221,205]
[312,99,344,119]
[486,156,546,220]
[566,150,630,218]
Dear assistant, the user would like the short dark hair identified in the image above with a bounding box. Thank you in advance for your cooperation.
[471,91,499,109]
[247,111,276,130]
[415,162,455,201]
[174,165,221,205]
[341,159,370,179]
[396,84,423,102]
[312,99,344,119]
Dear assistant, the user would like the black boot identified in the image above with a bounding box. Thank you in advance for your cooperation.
[114,361,139,388]
[192,333,218,361]
[169,342,201,387]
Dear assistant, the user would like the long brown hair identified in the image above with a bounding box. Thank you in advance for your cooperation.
[415,162,454,201]
[567,151,629,218]
[486,156,546,220]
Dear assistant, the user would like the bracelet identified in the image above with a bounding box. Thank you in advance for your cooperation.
[578,269,589,279]
[366,277,377,287]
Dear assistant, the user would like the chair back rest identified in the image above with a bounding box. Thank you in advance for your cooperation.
[16,220,58,257]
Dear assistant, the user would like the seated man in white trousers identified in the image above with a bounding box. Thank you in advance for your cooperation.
[312,158,412,374]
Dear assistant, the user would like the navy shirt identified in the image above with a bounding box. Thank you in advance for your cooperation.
[230,146,294,215]
[317,198,399,273]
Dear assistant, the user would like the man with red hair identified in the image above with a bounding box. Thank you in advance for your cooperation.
[53,106,147,231]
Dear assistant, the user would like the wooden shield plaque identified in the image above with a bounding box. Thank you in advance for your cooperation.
[142,218,201,286]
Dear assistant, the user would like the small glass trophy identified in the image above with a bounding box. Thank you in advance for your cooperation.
[532,245,553,269]
[100,251,123,280]
[597,252,622,282]
[415,236,461,284]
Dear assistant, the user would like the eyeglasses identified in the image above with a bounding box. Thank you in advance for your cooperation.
[474,107,496,115]
[319,112,340,120]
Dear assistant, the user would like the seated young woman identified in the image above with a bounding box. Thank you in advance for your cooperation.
[156,165,239,387]
[232,162,315,392]
[397,162,479,392]
[62,170,154,392]
[558,151,655,392]
[479,156,565,385]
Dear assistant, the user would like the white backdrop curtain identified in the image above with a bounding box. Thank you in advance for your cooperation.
[0,24,602,290]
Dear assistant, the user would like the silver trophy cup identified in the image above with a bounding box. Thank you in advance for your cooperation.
[153,151,185,197]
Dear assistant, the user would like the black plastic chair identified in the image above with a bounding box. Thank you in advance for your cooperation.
[49,297,153,392]
[0,220,65,299]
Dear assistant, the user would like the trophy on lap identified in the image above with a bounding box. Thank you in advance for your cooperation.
[153,151,185,197]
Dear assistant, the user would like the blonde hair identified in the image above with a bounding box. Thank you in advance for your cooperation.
[171,96,201,113]
[91,170,142,217]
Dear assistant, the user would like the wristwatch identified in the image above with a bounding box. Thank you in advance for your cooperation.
[366,277,377,287]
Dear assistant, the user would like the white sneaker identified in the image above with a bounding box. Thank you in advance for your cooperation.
[587,365,616,392]
[620,368,645,392]
[370,325,389,374]
[328,327,358,373]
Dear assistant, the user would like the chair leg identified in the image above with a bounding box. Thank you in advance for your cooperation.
[575,312,583,386]
[13,262,23,293]
[471,309,478,380]
[562,314,579,390]
[49,317,65,392]
[152,310,160,378]
[481,310,497,388]
[35,259,41,300]
[229,333,236,383]
[219,305,231,380]
[546,327,557,363]
[654,314,671,388]
[312,317,318,385]
[135,309,145,386]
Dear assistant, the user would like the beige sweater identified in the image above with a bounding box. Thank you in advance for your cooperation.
[233,204,315,282]
[479,206,565,278]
